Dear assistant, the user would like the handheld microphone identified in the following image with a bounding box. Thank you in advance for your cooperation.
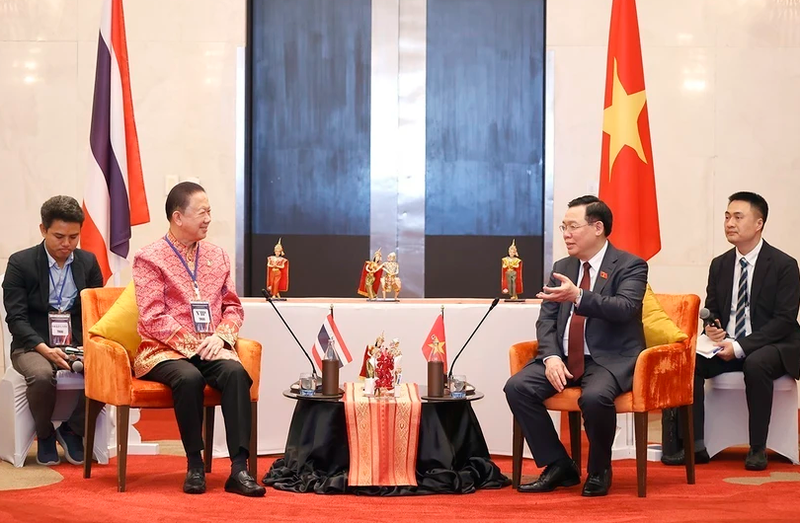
[69,359,83,373]
[63,347,83,373]
[699,308,720,329]
[448,297,500,380]
[261,288,317,379]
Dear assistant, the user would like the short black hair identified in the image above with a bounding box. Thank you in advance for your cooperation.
[567,195,613,236]
[165,181,205,221]
[728,191,768,223]
[40,196,85,229]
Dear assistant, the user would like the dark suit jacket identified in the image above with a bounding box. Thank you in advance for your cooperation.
[705,240,800,379]
[535,242,648,391]
[3,243,103,354]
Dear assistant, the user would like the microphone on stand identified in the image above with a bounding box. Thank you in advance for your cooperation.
[448,297,500,381]
[261,288,317,379]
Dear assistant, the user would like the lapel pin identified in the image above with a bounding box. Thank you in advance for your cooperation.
[600,271,608,279]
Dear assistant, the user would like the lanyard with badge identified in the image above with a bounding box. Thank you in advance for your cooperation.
[165,236,213,334]
[48,265,72,347]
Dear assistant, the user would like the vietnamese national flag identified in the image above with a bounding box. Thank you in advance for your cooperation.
[421,313,447,373]
[598,0,660,261]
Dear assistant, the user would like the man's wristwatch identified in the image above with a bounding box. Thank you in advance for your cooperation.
[574,289,583,304]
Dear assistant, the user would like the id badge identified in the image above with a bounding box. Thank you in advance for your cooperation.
[48,311,72,347]
[190,301,213,333]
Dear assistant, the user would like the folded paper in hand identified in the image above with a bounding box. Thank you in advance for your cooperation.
[695,334,723,359]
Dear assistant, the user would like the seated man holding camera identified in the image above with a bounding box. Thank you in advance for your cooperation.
[2,196,103,465]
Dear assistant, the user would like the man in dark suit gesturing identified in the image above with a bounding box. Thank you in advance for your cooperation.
[662,191,800,471]
[3,196,103,466]
[504,195,648,497]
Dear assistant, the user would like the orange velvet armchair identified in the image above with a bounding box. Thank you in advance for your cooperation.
[80,287,262,492]
[509,293,700,497]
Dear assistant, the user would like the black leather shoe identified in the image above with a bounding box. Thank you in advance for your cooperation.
[183,468,206,494]
[518,459,580,493]
[661,448,710,466]
[225,470,266,497]
[745,447,768,471]
[582,468,612,497]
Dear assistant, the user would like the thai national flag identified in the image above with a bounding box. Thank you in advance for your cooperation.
[82,0,150,284]
[311,314,352,370]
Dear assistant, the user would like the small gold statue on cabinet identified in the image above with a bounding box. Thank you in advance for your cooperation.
[358,248,384,300]
[501,239,524,301]
[266,238,289,300]
[380,252,401,301]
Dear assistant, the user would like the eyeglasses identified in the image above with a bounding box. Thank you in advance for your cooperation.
[559,222,595,233]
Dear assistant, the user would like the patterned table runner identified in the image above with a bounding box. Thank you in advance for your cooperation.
[343,382,422,486]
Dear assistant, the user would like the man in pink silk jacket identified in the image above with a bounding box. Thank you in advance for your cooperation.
[132,181,265,497]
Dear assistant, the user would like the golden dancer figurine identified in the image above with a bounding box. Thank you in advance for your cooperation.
[380,252,402,300]
[501,239,524,301]
[358,248,384,300]
[266,238,289,299]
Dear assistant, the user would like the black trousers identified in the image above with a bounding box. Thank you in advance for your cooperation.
[143,356,253,457]
[693,346,786,448]
[504,356,623,475]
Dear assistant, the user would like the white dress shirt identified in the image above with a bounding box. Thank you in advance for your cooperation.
[45,246,77,312]
[728,238,763,359]
[543,241,609,363]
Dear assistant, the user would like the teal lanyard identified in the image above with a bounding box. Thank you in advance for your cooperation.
[48,265,71,312]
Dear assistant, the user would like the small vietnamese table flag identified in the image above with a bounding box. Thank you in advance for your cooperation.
[421,312,447,374]
[598,0,661,261]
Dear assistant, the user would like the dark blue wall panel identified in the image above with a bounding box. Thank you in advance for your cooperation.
[425,0,545,236]
[251,0,371,235]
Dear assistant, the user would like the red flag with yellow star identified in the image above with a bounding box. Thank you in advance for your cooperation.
[421,313,447,373]
[598,0,660,261]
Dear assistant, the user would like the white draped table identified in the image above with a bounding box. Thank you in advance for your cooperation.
[213,298,650,461]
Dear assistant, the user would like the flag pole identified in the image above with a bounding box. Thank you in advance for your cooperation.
[330,303,334,320]
[441,304,446,370]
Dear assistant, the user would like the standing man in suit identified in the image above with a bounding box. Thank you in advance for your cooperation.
[2,196,103,466]
[662,191,800,470]
[504,195,647,497]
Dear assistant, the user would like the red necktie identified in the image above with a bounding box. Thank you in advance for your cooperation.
[567,262,591,380]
